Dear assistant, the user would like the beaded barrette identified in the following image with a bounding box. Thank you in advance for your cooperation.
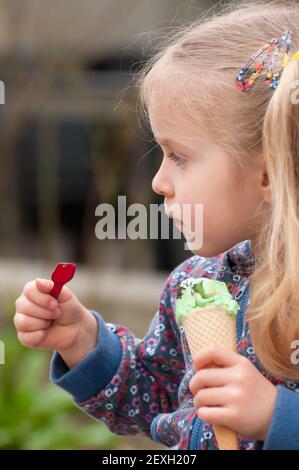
[234,30,299,92]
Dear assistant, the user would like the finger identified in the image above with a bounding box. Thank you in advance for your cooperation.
[35,278,72,303]
[23,281,58,310]
[189,368,232,394]
[194,386,229,408]
[197,406,233,428]
[17,330,47,349]
[15,296,61,320]
[14,312,51,332]
[194,346,240,371]
[34,278,54,293]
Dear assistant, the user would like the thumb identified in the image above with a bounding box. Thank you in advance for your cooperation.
[35,278,73,303]
[35,278,54,293]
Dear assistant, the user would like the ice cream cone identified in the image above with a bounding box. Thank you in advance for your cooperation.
[182,306,238,450]
[175,277,240,450]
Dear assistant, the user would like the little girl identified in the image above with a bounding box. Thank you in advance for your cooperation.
[14,1,299,450]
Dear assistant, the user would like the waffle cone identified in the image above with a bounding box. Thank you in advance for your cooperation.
[182,306,238,450]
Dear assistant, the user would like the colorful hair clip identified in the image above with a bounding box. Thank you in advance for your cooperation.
[264,31,292,89]
[234,30,292,92]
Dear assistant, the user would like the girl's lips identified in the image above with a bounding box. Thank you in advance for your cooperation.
[174,219,183,230]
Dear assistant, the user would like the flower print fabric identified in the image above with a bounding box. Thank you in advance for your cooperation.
[51,240,299,450]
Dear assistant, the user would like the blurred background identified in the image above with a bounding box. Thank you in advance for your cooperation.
[0,0,215,450]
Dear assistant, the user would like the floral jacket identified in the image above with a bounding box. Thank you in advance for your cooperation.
[50,240,299,450]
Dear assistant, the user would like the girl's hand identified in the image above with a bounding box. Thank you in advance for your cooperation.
[14,279,98,368]
[189,346,277,441]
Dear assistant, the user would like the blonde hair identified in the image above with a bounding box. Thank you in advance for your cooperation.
[135,0,299,380]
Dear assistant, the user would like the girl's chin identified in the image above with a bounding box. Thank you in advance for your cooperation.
[184,235,203,253]
[185,239,221,257]
[191,245,228,258]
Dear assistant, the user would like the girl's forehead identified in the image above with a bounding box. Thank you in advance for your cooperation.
[148,101,213,145]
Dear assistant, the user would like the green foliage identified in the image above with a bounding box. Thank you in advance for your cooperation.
[0,325,119,450]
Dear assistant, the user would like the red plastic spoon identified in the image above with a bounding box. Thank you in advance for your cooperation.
[49,263,77,299]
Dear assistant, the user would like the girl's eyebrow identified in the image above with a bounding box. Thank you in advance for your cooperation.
[153,136,196,154]
[153,136,169,145]
[153,136,180,147]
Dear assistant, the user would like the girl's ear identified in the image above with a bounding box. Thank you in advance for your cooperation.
[261,170,271,204]
[255,155,271,204]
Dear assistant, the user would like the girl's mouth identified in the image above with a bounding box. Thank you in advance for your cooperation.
[174,219,183,230]
[174,218,195,241]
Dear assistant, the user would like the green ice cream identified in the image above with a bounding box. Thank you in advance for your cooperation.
[175,277,240,325]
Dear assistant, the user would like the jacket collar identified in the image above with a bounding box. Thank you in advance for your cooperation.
[225,239,256,275]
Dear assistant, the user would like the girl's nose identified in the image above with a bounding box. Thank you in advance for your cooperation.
[152,164,174,197]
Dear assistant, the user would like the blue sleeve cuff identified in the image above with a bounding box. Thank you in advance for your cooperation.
[254,385,299,450]
[49,310,122,402]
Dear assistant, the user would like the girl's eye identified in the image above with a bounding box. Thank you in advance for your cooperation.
[168,152,187,167]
